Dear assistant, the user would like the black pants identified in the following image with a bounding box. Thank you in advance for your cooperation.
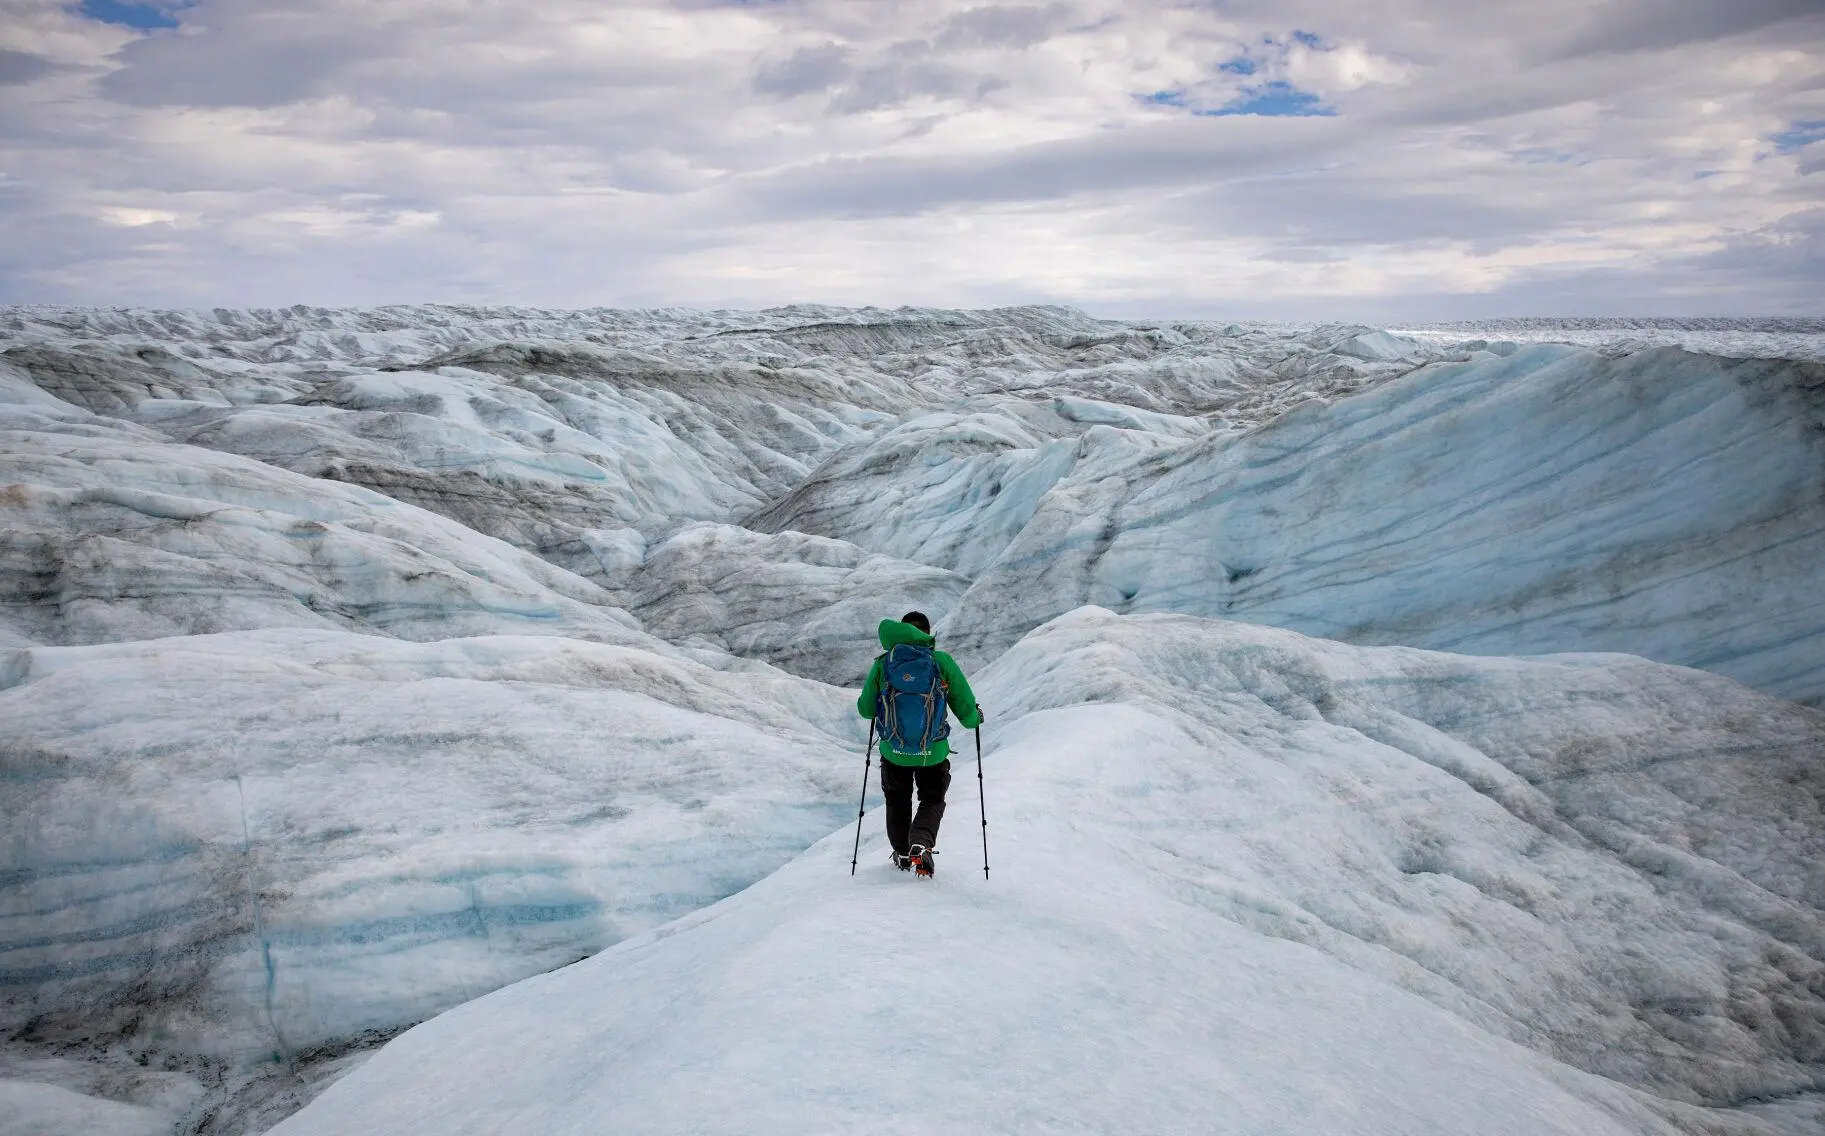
[880,758,950,855]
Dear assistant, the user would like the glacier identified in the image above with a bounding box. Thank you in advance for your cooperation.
[1,627,865,1132]
[1,304,1823,1134]
[936,344,1825,705]
[274,612,1825,1136]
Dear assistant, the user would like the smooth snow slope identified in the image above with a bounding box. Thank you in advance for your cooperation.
[274,610,1825,1136]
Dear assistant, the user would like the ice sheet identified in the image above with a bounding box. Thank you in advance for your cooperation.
[273,610,1825,1136]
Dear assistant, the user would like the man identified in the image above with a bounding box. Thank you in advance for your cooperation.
[858,611,982,878]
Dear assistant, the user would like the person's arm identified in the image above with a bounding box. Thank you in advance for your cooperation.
[935,651,982,729]
[858,656,883,719]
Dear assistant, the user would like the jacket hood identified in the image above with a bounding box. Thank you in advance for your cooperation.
[878,618,935,650]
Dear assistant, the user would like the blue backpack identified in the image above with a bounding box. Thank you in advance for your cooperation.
[876,643,951,755]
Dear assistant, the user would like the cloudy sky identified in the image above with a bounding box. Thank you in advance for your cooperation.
[2,0,1821,318]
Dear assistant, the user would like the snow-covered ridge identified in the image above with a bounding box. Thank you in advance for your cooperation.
[2,304,1822,1134]
[272,611,1825,1136]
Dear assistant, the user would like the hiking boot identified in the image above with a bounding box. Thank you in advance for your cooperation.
[891,850,912,871]
[909,844,936,878]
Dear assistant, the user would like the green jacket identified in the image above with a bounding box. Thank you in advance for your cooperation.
[858,619,982,767]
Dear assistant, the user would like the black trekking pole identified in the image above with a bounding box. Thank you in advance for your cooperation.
[975,721,989,880]
[850,721,875,877]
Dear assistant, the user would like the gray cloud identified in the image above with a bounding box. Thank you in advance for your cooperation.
[1545,0,1825,59]
[754,42,851,97]
[730,117,1330,218]
[99,22,391,107]
[828,57,1009,113]
[1,0,1820,315]
[1688,206,1825,290]
[0,47,58,85]
[931,4,1072,51]
[1172,176,1562,252]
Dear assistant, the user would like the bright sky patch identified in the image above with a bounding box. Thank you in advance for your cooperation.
[1209,81,1335,117]
[1141,81,1334,118]
[77,0,182,29]
[1772,120,1825,154]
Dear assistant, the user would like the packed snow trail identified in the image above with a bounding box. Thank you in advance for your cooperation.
[272,610,1825,1136]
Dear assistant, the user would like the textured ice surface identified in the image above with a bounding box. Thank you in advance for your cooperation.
[273,611,1825,1136]
[0,630,861,1133]
[939,344,1825,706]
[0,415,645,648]
[1395,317,1825,364]
[629,523,968,685]
[2,304,1821,1133]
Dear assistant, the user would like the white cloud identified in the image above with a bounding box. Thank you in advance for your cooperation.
[0,0,1820,315]
[97,206,179,226]
[1285,40,1411,92]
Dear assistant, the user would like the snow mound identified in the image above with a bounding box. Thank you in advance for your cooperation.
[272,610,1825,1136]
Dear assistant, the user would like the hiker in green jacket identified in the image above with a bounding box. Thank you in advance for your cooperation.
[858,611,982,877]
